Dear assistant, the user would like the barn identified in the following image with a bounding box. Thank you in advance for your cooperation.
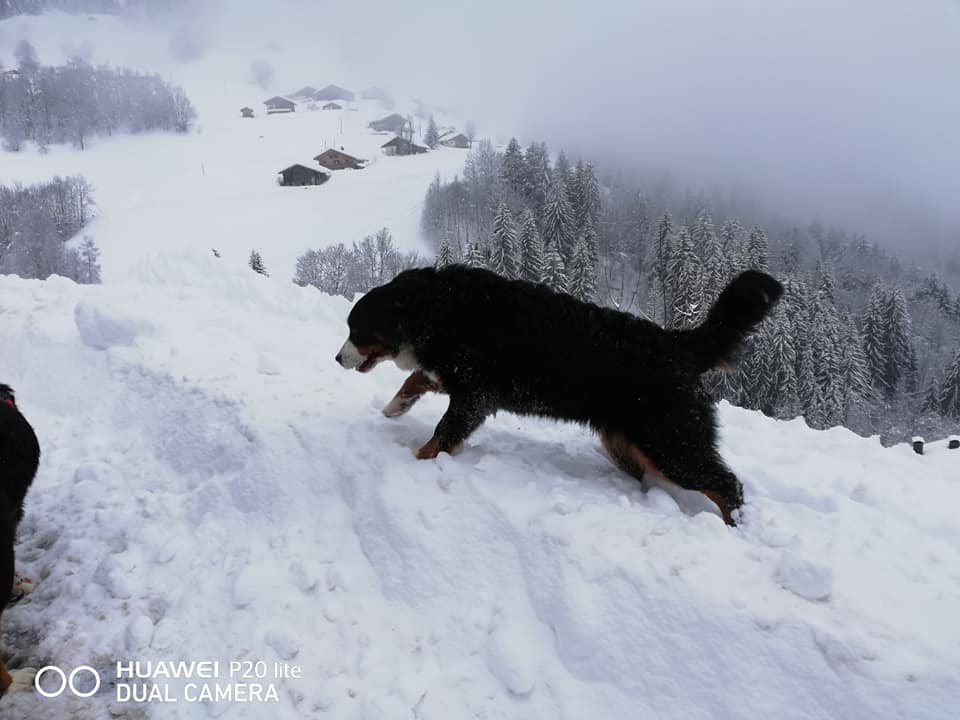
[440,132,471,148]
[314,149,365,170]
[381,136,428,156]
[264,96,296,113]
[322,102,343,111]
[278,164,330,187]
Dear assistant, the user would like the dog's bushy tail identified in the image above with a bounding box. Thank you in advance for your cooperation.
[678,270,784,374]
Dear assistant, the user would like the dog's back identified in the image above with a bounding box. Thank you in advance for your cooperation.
[0,384,39,696]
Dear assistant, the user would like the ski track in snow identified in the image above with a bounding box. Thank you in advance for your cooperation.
[1,260,959,720]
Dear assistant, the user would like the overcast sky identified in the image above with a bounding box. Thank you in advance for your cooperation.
[214,0,960,249]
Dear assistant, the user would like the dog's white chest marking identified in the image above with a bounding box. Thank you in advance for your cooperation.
[394,345,419,371]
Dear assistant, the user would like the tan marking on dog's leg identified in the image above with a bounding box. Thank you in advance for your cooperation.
[703,490,737,527]
[600,432,662,480]
[384,370,441,418]
[416,435,462,460]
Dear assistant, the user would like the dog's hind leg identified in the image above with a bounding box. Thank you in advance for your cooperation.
[600,430,743,526]
[416,392,489,459]
[383,370,442,418]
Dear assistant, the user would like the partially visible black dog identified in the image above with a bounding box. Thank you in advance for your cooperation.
[0,384,39,696]
[336,266,782,526]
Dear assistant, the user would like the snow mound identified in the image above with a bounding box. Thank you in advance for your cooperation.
[2,256,959,720]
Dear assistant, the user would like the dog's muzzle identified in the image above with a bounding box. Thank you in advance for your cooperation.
[335,340,365,370]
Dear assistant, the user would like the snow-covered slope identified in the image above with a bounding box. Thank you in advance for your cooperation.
[1,256,958,719]
[0,11,468,282]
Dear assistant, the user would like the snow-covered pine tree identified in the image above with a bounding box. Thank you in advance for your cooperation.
[885,289,917,395]
[435,239,454,268]
[76,235,102,284]
[582,162,601,229]
[515,210,543,284]
[839,311,872,415]
[665,228,703,329]
[568,239,597,303]
[809,299,845,428]
[524,141,551,218]
[693,210,726,306]
[501,138,526,198]
[920,378,941,416]
[543,241,567,293]
[542,173,576,266]
[719,217,745,263]
[862,284,890,396]
[249,250,269,276]
[579,217,599,270]
[424,114,440,148]
[938,348,960,420]
[746,226,770,271]
[463,242,486,269]
[490,202,519,279]
[817,261,836,306]
[651,211,674,326]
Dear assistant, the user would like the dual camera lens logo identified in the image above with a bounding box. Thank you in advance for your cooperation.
[34,665,101,698]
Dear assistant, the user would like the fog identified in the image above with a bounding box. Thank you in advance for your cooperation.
[85,0,960,253]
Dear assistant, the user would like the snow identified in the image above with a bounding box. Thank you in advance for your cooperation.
[1,255,959,719]
[2,9,959,720]
[0,12,468,283]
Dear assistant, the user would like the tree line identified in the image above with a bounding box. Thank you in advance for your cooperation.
[418,138,960,443]
[0,41,196,151]
[0,0,185,19]
[0,175,102,283]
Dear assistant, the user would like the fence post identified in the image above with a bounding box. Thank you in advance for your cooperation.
[949,435,959,450]
[912,436,924,455]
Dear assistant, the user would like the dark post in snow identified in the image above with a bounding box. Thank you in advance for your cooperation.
[949,435,959,450]
[912,436,924,455]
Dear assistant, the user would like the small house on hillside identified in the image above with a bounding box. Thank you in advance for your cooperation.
[278,164,329,187]
[369,113,409,134]
[381,136,428,156]
[240,106,254,118]
[314,84,355,101]
[291,86,317,99]
[314,148,364,170]
[264,96,296,113]
[440,132,470,148]
[322,102,342,110]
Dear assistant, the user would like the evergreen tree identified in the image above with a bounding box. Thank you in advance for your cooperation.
[839,312,872,414]
[463,242,486,269]
[490,202,519,279]
[543,241,567,293]
[523,141,551,218]
[921,378,941,416]
[817,261,837,305]
[76,235,102,284]
[862,284,889,395]
[569,239,597,303]
[939,348,960,420]
[518,209,544,283]
[542,173,576,265]
[249,250,269,276]
[435,239,453,268]
[694,210,726,305]
[501,138,526,197]
[746,226,770,271]
[666,228,703,329]
[424,114,440,149]
[651,211,674,326]
[886,289,917,394]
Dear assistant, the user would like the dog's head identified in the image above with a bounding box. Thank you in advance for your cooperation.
[0,383,16,408]
[336,268,433,373]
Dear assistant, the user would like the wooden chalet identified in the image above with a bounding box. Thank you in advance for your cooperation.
[369,113,408,134]
[278,164,329,187]
[240,107,254,118]
[381,136,428,156]
[314,84,355,101]
[440,132,470,148]
[264,96,296,113]
[322,102,343,110]
[314,148,364,170]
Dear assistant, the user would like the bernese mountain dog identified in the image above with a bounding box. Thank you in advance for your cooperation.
[336,266,783,526]
[0,384,40,696]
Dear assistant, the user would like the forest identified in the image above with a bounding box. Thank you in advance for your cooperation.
[419,139,960,443]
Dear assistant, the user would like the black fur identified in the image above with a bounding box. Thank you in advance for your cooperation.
[343,266,783,523]
[0,384,39,693]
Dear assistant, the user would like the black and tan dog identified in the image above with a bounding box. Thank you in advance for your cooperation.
[336,266,782,526]
[0,384,39,696]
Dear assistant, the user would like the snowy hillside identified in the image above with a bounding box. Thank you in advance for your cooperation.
[1,255,959,719]
[0,11,468,281]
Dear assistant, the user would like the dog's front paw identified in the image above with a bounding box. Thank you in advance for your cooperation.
[383,395,418,418]
[11,573,34,602]
[416,437,441,459]
[2,668,37,696]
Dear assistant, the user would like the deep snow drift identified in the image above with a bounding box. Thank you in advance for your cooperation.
[1,254,959,719]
